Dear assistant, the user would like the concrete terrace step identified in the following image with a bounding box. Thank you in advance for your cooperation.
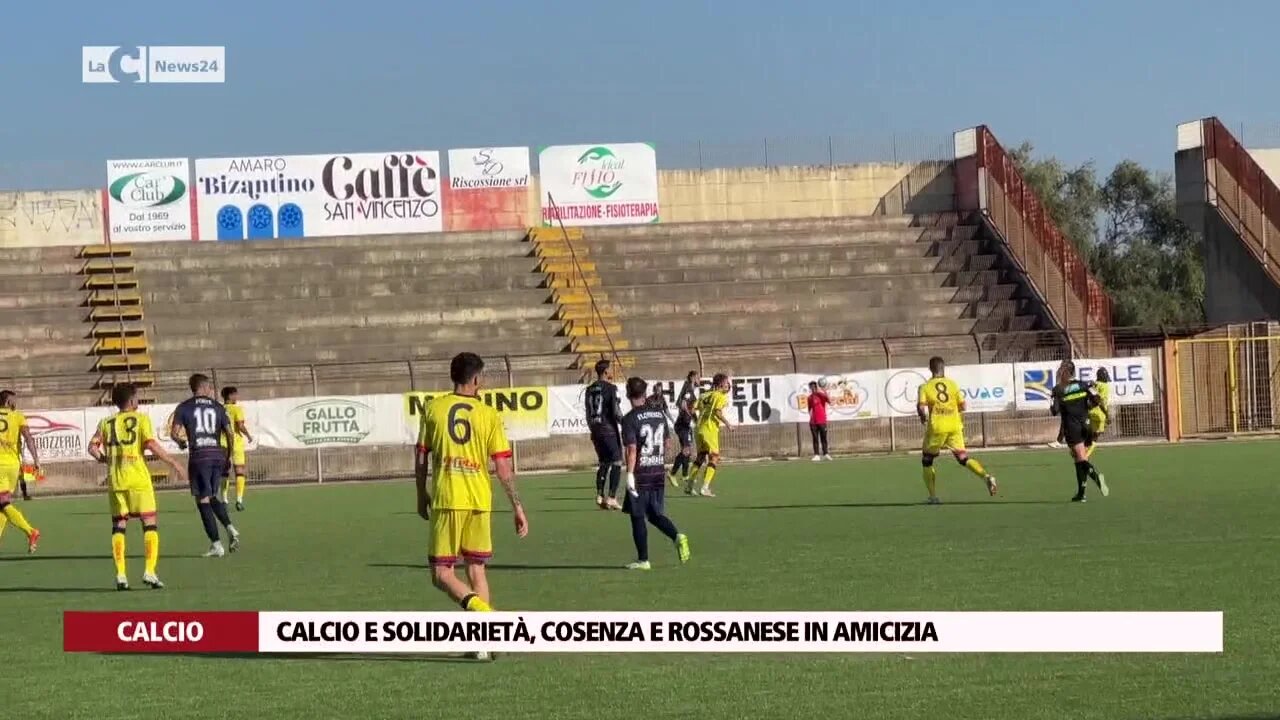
[598,241,982,272]
[622,299,1029,335]
[581,215,920,241]
[628,316,1039,351]
[609,285,1022,319]
[599,273,1005,302]
[150,320,564,352]
[128,244,531,273]
[135,264,547,293]
[122,229,529,257]
[0,289,87,312]
[598,255,1000,285]
[153,336,569,371]
[145,295,555,330]
[578,226,977,256]
[142,283,552,308]
[135,254,541,279]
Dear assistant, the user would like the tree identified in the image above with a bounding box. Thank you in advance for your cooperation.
[1009,146,1204,327]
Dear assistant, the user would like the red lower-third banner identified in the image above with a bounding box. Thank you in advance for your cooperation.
[64,611,1223,654]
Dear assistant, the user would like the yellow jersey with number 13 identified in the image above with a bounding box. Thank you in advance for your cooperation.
[98,411,156,492]
[418,393,511,513]
[918,377,963,434]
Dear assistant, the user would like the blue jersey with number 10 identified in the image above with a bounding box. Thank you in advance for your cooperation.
[174,396,232,463]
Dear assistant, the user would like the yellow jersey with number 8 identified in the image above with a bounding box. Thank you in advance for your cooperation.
[418,393,511,513]
[98,411,156,492]
[918,377,963,434]
[0,408,25,468]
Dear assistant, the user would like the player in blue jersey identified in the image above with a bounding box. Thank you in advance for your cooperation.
[620,376,691,570]
[584,359,624,509]
[171,374,241,556]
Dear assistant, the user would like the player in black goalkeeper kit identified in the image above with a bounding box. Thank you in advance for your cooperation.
[1050,360,1110,502]
[585,359,624,510]
[620,377,691,570]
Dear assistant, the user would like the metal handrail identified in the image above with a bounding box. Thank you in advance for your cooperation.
[544,192,623,371]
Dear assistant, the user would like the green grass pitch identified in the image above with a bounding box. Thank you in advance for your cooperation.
[4,441,1279,720]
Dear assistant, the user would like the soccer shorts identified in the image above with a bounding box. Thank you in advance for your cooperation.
[675,423,694,450]
[230,442,247,467]
[695,426,720,455]
[1088,409,1108,435]
[922,428,965,456]
[1062,417,1095,447]
[189,460,227,498]
[429,509,492,567]
[109,487,158,520]
[0,464,18,501]
[590,430,622,464]
[622,485,666,519]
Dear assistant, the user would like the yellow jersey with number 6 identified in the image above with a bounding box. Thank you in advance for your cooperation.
[918,377,964,434]
[418,393,511,512]
[97,411,156,492]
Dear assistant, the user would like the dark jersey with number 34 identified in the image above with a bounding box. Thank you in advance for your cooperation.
[621,407,668,491]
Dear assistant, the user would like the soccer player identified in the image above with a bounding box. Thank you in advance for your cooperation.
[1051,360,1109,502]
[808,380,831,461]
[621,377,691,570]
[0,390,40,552]
[416,352,528,624]
[1086,366,1112,459]
[668,371,698,487]
[688,373,733,497]
[89,383,187,590]
[172,374,241,557]
[584,359,624,509]
[917,356,998,504]
[220,386,254,511]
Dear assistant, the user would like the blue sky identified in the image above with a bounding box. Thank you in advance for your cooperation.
[0,0,1276,189]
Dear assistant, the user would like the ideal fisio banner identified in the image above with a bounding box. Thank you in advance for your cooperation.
[1014,357,1155,410]
[106,158,193,242]
[539,143,659,226]
[443,147,531,231]
[404,387,549,442]
[194,152,443,241]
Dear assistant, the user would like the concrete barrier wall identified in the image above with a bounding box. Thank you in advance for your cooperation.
[0,190,102,247]
[1248,148,1280,185]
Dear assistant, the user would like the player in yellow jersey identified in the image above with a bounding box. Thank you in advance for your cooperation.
[688,373,733,498]
[416,353,528,650]
[220,386,254,511]
[89,383,187,590]
[1086,367,1111,460]
[0,390,41,553]
[916,357,997,504]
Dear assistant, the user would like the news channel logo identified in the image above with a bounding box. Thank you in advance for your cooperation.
[83,46,225,84]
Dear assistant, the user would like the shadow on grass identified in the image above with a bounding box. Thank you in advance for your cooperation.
[368,562,618,572]
[0,554,205,562]
[734,500,1063,510]
[98,651,477,664]
[0,586,119,593]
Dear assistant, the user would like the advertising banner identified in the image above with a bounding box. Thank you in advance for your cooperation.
[106,158,193,242]
[538,143,659,226]
[254,396,405,450]
[23,410,90,464]
[194,152,443,241]
[787,371,883,423]
[403,387,549,442]
[1014,357,1155,410]
[444,147,530,231]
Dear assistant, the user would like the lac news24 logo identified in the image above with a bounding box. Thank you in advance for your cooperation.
[83,46,225,84]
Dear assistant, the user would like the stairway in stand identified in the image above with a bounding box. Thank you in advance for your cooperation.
[527,227,633,379]
[79,245,153,404]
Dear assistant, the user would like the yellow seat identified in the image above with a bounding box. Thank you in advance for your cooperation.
[88,290,142,306]
[83,275,139,290]
[80,245,132,259]
[82,258,137,274]
[97,354,152,372]
[94,337,150,354]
